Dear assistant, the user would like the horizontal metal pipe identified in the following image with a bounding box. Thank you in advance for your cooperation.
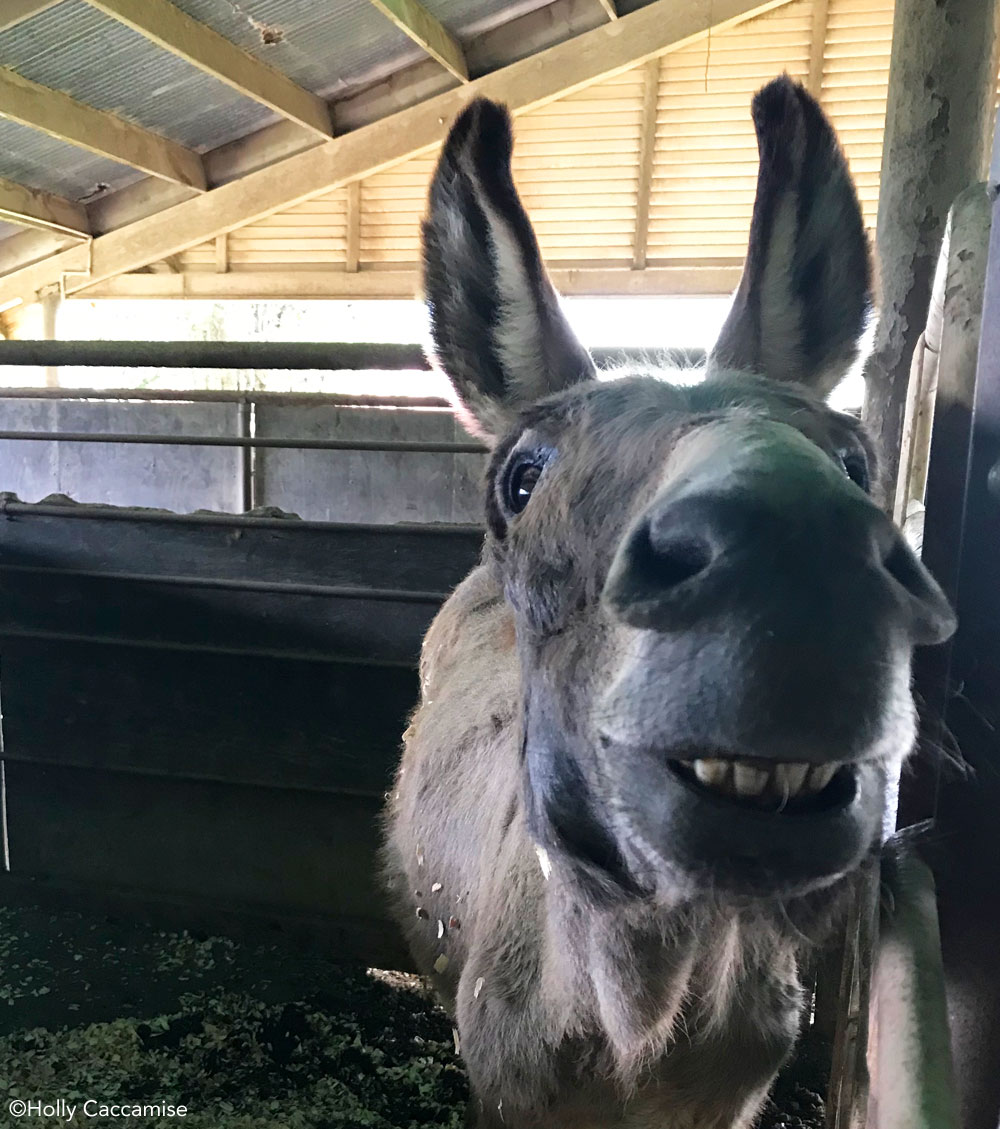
[0,430,487,453]
[0,386,453,408]
[0,562,448,604]
[0,498,486,536]
[0,340,432,370]
[0,339,705,371]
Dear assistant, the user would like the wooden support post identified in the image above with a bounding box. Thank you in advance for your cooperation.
[39,286,60,389]
[595,0,619,19]
[861,0,1000,511]
[631,57,660,270]
[215,234,228,274]
[346,182,361,273]
[807,0,829,99]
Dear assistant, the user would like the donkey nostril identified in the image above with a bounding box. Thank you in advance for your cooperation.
[882,537,925,597]
[641,529,714,591]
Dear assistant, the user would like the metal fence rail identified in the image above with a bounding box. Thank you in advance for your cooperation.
[0,429,487,453]
[0,340,706,370]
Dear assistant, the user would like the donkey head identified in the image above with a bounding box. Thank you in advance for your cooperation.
[422,77,955,905]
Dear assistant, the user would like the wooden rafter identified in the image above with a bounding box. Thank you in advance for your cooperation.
[631,57,660,270]
[82,0,333,139]
[0,67,206,190]
[81,0,623,239]
[0,177,90,239]
[76,265,744,300]
[0,0,60,33]
[0,0,790,308]
[367,0,469,83]
[595,0,619,20]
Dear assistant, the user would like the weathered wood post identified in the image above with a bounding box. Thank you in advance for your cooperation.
[831,6,1000,1125]
[862,0,1000,512]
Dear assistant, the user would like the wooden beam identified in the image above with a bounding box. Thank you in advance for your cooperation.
[0,0,61,32]
[0,177,90,239]
[807,0,829,98]
[0,228,79,278]
[0,0,789,307]
[74,264,743,300]
[86,0,615,238]
[631,57,660,270]
[345,182,361,273]
[82,0,333,139]
[0,68,206,190]
[215,233,228,274]
[367,0,469,82]
[595,0,619,19]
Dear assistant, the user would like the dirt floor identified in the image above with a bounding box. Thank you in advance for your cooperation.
[0,903,825,1128]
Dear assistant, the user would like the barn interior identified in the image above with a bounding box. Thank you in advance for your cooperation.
[0,1,998,1126]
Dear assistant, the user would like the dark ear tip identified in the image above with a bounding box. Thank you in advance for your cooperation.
[751,74,803,134]
[443,97,513,169]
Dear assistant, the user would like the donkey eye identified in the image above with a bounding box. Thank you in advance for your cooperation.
[838,448,870,493]
[505,458,544,514]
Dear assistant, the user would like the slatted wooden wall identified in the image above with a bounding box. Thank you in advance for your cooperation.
[173,0,994,289]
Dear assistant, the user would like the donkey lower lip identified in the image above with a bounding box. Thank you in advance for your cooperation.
[616,751,880,895]
[669,757,857,814]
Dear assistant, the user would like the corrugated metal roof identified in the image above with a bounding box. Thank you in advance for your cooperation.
[0,116,142,200]
[167,0,426,100]
[0,0,276,152]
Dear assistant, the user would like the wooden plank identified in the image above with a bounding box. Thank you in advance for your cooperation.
[631,57,660,270]
[0,0,789,306]
[366,0,469,82]
[808,0,831,96]
[0,177,90,238]
[75,263,743,299]
[0,510,482,665]
[2,761,404,961]
[0,505,481,592]
[345,181,361,272]
[0,638,416,797]
[0,560,445,665]
[83,0,333,139]
[0,67,207,190]
[0,0,60,32]
[215,232,228,272]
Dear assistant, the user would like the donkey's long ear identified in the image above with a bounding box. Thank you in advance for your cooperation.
[709,75,873,397]
[422,98,595,440]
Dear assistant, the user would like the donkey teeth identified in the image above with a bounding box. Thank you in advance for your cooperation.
[687,759,842,800]
[732,763,769,796]
[773,763,810,795]
[807,764,838,792]
[693,758,731,788]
